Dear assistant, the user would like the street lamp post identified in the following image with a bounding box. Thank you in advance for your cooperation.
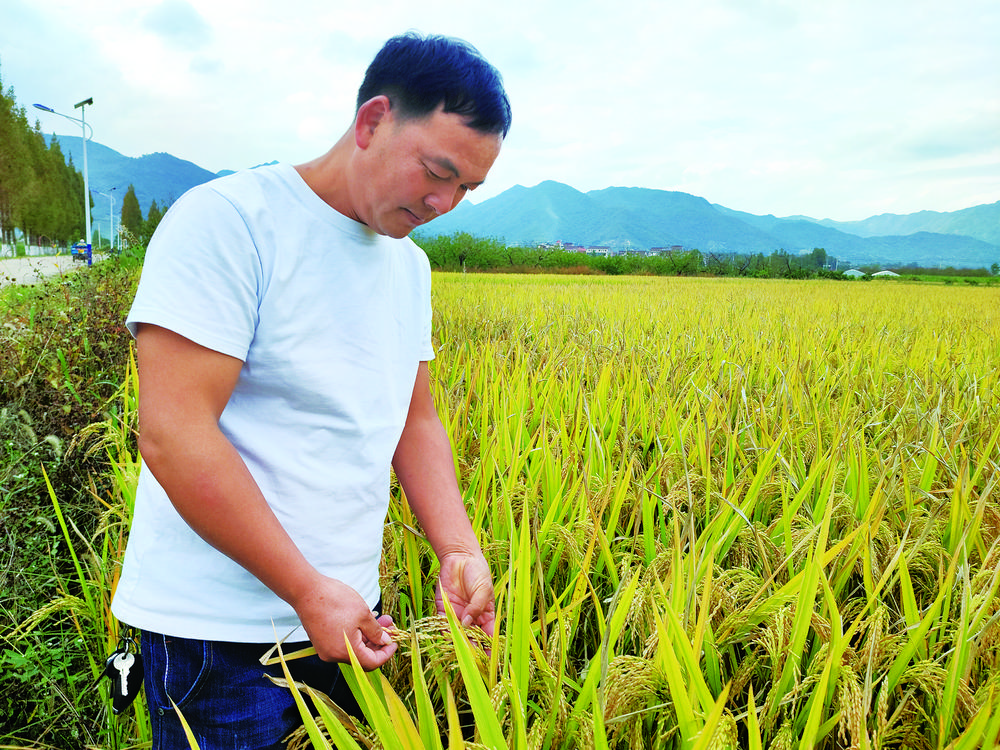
[96,187,116,253]
[33,97,94,265]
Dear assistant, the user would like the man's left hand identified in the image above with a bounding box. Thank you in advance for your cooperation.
[435,551,496,637]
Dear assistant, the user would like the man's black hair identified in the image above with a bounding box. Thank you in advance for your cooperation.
[357,32,512,137]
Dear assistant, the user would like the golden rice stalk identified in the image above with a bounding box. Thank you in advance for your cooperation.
[7,595,89,640]
[768,721,794,750]
[601,655,671,748]
[385,615,494,670]
[280,684,375,750]
[836,664,868,750]
[603,655,664,719]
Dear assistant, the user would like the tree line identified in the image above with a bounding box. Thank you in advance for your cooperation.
[414,233,850,279]
[414,233,999,280]
[0,63,88,249]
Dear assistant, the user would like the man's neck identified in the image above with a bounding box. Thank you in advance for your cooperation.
[294,131,360,222]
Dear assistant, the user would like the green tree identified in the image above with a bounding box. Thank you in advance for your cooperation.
[60,150,87,241]
[143,198,164,241]
[20,122,53,241]
[120,184,143,238]
[991,262,999,277]
[0,73,32,247]
[0,60,87,249]
[414,231,508,271]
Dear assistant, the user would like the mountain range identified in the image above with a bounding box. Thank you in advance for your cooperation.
[426,181,1000,269]
[53,135,999,269]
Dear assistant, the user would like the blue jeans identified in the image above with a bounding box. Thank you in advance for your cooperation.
[140,630,361,750]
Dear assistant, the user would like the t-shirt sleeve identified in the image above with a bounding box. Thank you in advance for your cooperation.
[126,185,262,361]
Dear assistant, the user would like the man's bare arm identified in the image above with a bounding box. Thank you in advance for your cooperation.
[135,323,396,666]
[392,362,495,634]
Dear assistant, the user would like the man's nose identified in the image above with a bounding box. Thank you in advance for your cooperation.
[425,186,462,216]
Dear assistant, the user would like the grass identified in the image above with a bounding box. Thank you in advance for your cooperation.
[1,255,142,746]
[4,268,1000,748]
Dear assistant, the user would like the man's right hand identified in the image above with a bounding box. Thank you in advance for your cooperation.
[293,576,398,670]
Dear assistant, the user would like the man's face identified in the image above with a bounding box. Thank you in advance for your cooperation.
[357,104,503,238]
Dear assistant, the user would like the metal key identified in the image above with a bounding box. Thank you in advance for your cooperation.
[112,651,135,698]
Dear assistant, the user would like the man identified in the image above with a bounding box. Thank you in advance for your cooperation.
[110,32,511,749]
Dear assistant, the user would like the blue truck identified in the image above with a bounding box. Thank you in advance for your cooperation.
[71,242,90,262]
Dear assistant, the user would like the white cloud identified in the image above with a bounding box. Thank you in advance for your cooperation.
[141,0,213,50]
[3,0,998,220]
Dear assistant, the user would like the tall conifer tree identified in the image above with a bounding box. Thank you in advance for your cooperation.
[120,184,143,239]
[144,198,164,241]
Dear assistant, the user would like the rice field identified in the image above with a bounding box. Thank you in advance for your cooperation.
[32,272,1000,748]
[338,274,1000,749]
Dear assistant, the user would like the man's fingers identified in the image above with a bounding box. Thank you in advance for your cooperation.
[468,583,494,618]
[453,570,495,626]
[308,601,398,669]
[349,628,398,670]
[360,613,393,647]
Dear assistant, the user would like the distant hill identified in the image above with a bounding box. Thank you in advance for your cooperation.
[432,181,785,253]
[427,182,1000,269]
[50,137,999,268]
[816,202,1000,247]
[52,135,221,241]
[710,205,1000,268]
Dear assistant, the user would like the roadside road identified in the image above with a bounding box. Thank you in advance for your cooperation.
[0,254,102,288]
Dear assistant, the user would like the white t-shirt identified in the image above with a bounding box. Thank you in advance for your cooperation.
[111,163,434,642]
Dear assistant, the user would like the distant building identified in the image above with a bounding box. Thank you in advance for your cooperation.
[872,270,900,277]
[538,241,588,252]
[844,269,866,277]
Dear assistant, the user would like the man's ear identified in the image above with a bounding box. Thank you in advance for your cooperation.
[355,95,392,149]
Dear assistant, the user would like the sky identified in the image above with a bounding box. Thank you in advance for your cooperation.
[2,0,998,222]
